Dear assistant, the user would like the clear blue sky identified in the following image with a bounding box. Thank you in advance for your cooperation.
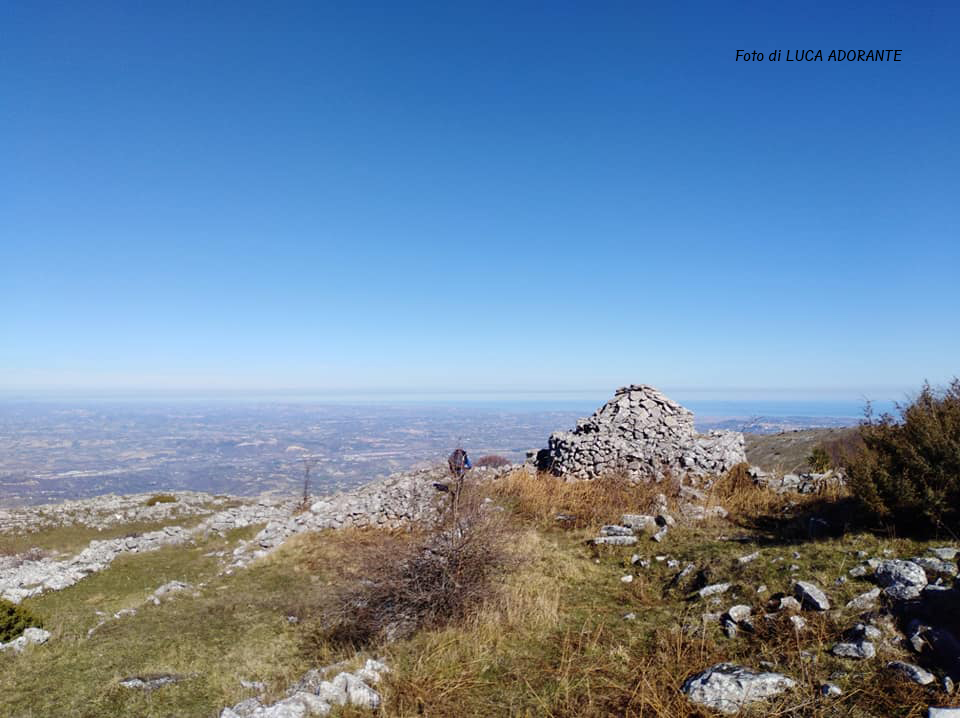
[2,2,957,399]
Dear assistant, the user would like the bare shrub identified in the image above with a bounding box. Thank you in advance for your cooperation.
[319,489,512,647]
[473,454,511,468]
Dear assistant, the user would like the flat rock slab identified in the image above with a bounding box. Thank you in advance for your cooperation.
[831,640,875,659]
[682,663,796,715]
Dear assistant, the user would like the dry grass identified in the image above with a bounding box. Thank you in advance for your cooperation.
[490,468,678,530]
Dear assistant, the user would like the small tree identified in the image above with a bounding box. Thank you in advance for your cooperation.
[0,598,42,643]
[297,457,317,511]
[847,379,960,534]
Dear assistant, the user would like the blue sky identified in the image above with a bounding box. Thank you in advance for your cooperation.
[2,2,957,400]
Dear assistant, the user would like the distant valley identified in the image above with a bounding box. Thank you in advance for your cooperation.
[0,401,863,506]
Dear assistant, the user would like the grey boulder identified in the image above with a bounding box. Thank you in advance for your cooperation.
[682,663,796,715]
[875,560,927,600]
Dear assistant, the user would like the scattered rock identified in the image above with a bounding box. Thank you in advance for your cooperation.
[600,525,634,537]
[794,581,830,611]
[777,596,802,613]
[928,707,960,717]
[0,627,50,653]
[846,588,881,610]
[875,560,927,600]
[912,557,958,579]
[820,682,843,698]
[682,663,796,715]
[831,640,875,659]
[590,536,637,547]
[119,674,184,690]
[699,583,732,599]
[621,514,658,532]
[887,661,935,685]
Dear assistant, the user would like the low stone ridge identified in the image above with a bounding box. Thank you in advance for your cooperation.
[538,385,746,480]
[0,491,228,535]
[0,464,519,601]
[248,465,517,559]
[0,525,194,603]
[682,663,796,714]
[0,499,292,603]
[221,658,388,717]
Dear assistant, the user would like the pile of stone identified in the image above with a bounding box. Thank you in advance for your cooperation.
[221,658,388,718]
[198,502,292,536]
[538,385,746,480]
[748,467,846,495]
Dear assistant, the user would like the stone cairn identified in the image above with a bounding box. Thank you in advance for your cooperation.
[538,385,746,480]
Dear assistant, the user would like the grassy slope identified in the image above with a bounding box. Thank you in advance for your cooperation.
[745,428,858,473]
[2,472,959,717]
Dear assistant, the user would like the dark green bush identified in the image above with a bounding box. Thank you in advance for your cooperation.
[848,379,960,534]
[0,598,43,643]
[807,446,832,473]
[144,493,177,507]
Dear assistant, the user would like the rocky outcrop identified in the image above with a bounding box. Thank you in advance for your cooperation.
[539,385,746,480]
[0,627,50,653]
[0,525,194,603]
[247,465,515,559]
[0,491,229,535]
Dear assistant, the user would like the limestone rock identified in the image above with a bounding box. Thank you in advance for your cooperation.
[875,560,928,600]
[831,640,875,659]
[794,581,830,611]
[682,663,796,714]
[846,588,881,610]
[887,661,935,685]
[0,627,51,653]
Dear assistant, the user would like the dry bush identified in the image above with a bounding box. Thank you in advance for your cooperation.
[316,489,513,648]
[706,463,783,521]
[491,468,676,530]
[473,454,511,468]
